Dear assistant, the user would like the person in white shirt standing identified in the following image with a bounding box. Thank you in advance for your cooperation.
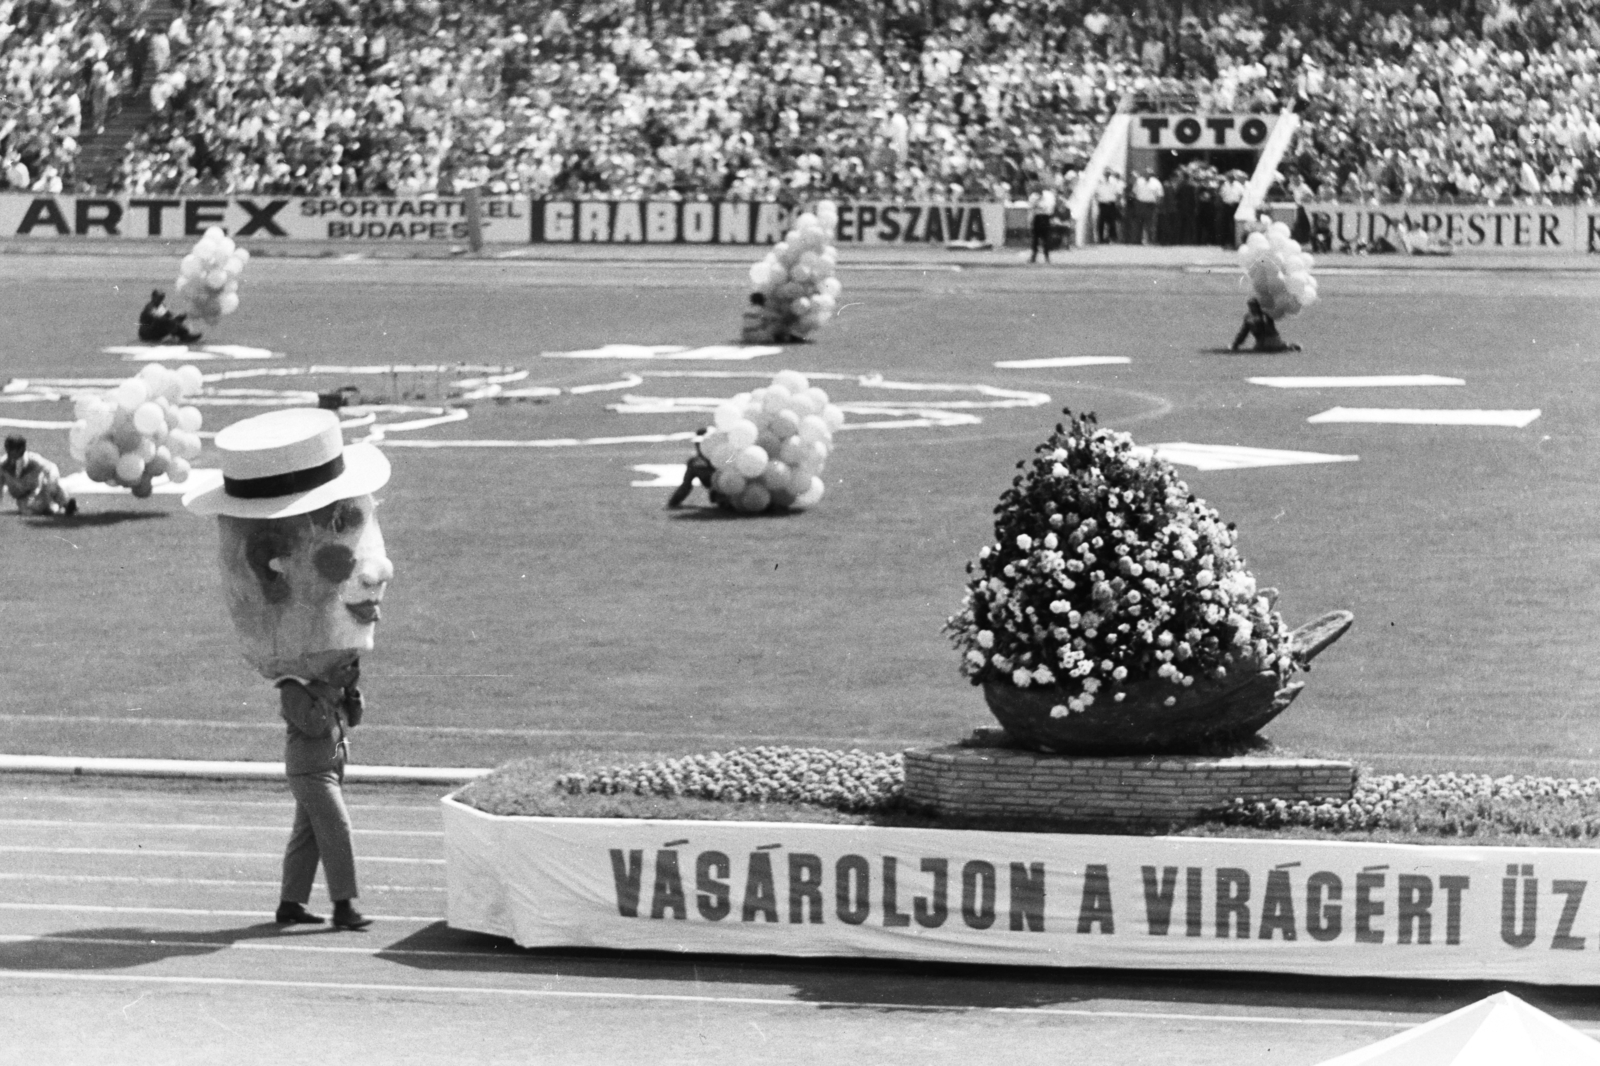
[1028,181,1060,263]
[1218,170,1247,248]
[1132,169,1164,245]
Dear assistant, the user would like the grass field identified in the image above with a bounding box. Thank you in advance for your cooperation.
[4,252,1600,775]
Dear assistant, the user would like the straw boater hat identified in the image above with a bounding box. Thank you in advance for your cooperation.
[183,407,390,519]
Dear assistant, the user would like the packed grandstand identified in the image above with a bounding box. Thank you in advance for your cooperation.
[3,0,1597,210]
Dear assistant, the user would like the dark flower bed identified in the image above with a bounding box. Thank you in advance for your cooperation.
[1224,773,1600,840]
[553,747,904,814]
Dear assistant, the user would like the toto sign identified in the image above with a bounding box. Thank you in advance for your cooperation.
[1129,114,1277,150]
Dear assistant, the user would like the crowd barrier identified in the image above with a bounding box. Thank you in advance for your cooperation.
[0,194,1005,248]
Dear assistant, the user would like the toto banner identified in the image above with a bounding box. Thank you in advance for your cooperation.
[530,200,1004,246]
[1129,114,1277,150]
[445,801,1600,984]
[1309,203,1600,254]
[0,193,530,242]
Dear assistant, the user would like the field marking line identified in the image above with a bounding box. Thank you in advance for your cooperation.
[0,719,927,744]
[632,464,686,487]
[0,795,439,815]
[60,469,220,496]
[0,874,442,892]
[0,903,436,922]
[1249,375,1465,388]
[540,344,782,361]
[377,431,702,448]
[0,417,76,429]
[0,969,1432,1028]
[1307,407,1541,427]
[0,819,441,838]
[1141,443,1360,471]
[0,846,442,865]
[993,357,1130,369]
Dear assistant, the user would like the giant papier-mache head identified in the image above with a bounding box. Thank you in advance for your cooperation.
[184,408,393,682]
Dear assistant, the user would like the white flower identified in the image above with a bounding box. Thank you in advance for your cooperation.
[1196,569,1215,588]
[1043,533,1058,550]
[1049,704,1070,719]
[1164,696,1177,706]
[977,630,994,649]
[1082,677,1101,694]
[979,546,991,560]
[1012,668,1033,688]
[1032,665,1055,685]
[1016,534,1033,551]
[966,650,986,666]
[1052,463,1068,478]
[1051,447,1068,461]
[1112,665,1127,681]
[1049,600,1069,614]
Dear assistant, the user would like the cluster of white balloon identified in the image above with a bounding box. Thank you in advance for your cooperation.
[1238,220,1318,319]
[70,364,205,497]
[699,370,845,513]
[742,202,843,343]
[175,226,249,324]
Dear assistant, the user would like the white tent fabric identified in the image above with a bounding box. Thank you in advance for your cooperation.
[1315,992,1600,1065]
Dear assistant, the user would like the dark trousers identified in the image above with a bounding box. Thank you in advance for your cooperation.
[1030,213,1052,261]
[1095,202,1120,244]
[281,765,359,903]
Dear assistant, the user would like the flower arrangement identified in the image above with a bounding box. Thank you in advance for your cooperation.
[945,410,1299,732]
[555,747,903,813]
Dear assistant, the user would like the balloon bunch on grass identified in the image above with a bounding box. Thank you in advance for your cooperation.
[699,370,844,514]
[70,364,205,498]
[742,201,843,343]
[175,226,249,325]
[1238,219,1318,319]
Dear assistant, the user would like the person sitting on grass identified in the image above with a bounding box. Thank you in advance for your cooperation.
[2,434,77,516]
[138,289,203,345]
[1230,298,1302,353]
[667,428,720,508]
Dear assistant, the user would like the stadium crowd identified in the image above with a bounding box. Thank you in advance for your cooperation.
[3,0,1600,207]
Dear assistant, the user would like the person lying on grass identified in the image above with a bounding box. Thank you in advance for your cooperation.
[2,435,77,516]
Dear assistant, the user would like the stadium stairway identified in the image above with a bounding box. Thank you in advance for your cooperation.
[74,0,180,189]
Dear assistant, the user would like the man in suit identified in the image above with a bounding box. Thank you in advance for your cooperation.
[185,408,395,931]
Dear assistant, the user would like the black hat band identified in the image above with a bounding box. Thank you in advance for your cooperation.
[224,455,345,500]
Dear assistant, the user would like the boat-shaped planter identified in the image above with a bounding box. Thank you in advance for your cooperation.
[983,609,1353,755]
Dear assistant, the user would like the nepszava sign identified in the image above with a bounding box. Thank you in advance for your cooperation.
[531,200,1002,245]
[1129,114,1278,150]
[445,804,1600,984]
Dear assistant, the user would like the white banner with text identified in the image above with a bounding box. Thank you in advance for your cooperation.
[0,193,530,242]
[1307,203,1600,254]
[530,199,1004,246]
[445,801,1600,984]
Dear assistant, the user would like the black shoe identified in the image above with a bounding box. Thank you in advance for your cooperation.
[275,902,325,925]
[64,499,78,516]
[332,901,372,931]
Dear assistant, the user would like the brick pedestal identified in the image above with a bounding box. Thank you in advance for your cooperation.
[903,745,1356,829]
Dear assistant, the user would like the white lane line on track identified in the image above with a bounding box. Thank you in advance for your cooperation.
[0,969,1433,1028]
[0,714,924,746]
[0,874,441,892]
[0,934,460,958]
[0,796,436,814]
[0,903,437,922]
[0,846,442,865]
[0,819,441,837]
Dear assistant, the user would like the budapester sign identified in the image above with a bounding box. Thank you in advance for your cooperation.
[445,802,1600,984]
